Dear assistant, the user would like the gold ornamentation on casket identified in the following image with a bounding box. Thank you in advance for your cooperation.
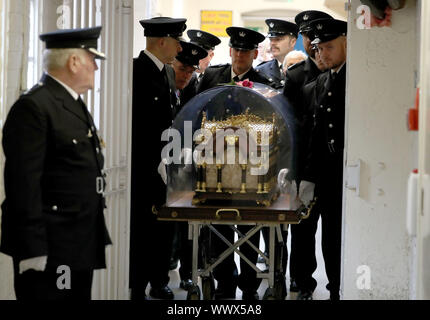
[193,109,279,207]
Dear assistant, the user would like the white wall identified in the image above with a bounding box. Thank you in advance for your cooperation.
[134,0,347,63]
[342,0,418,299]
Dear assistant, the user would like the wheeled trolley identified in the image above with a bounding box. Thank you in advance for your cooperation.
[158,192,308,300]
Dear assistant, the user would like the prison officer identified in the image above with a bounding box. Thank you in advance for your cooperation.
[0,26,111,300]
[186,29,221,94]
[169,41,208,290]
[129,17,186,300]
[255,19,298,90]
[297,18,348,301]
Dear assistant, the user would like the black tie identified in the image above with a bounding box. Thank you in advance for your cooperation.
[233,75,240,82]
[331,71,337,82]
[161,66,169,86]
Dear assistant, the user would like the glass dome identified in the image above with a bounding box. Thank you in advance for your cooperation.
[165,83,299,207]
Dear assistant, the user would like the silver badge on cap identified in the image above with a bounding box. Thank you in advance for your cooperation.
[197,32,202,37]
[317,24,323,30]
[269,23,275,28]
[239,32,246,37]
[192,49,198,55]
[303,14,309,21]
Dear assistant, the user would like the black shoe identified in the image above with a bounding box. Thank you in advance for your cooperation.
[242,291,259,301]
[297,290,313,300]
[179,279,194,291]
[214,284,237,300]
[290,278,299,292]
[149,286,174,300]
[169,258,178,271]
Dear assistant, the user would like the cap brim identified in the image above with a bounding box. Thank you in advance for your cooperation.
[88,47,106,60]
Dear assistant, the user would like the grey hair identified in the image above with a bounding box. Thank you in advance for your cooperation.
[284,50,307,64]
[42,48,87,72]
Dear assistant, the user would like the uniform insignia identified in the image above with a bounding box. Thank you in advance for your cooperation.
[317,24,323,30]
[99,136,106,149]
[269,22,275,28]
[197,31,202,37]
[303,14,309,21]
[192,49,198,55]
[239,32,246,37]
[87,129,93,138]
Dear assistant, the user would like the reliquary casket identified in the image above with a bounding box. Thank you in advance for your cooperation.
[192,109,280,206]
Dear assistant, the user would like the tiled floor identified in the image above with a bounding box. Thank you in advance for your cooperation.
[146,217,329,300]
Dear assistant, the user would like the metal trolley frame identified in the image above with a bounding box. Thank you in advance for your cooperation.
[159,192,306,300]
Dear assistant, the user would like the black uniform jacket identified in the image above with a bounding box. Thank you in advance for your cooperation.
[131,51,178,214]
[0,74,111,270]
[283,58,322,122]
[303,65,346,183]
[197,64,272,94]
[255,59,285,89]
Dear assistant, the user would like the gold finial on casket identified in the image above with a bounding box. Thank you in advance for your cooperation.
[201,111,207,129]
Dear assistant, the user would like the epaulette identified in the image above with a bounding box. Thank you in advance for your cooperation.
[256,60,270,68]
[287,60,305,71]
[21,81,45,96]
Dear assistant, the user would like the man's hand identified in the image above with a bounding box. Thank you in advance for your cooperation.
[277,169,297,200]
[19,256,47,274]
[298,180,315,206]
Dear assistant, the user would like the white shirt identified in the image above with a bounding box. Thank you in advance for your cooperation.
[231,67,252,81]
[332,62,346,75]
[144,50,165,72]
[47,73,79,101]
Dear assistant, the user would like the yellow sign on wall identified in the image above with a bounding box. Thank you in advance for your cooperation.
[200,10,232,37]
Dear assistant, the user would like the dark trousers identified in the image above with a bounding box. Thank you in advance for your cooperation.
[295,154,343,296]
[211,225,261,293]
[291,203,320,292]
[13,260,93,301]
[129,213,174,293]
[171,221,192,280]
[262,227,289,275]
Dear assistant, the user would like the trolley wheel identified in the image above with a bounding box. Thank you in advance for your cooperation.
[202,276,215,300]
[263,287,276,300]
[273,273,287,300]
[186,285,201,300]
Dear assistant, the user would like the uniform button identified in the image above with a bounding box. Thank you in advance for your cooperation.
[327,108,332,112]
[52,205,58,211]
[329,124,334,128]
[154,97,158,101]
[96,147,100,154]
[320,105,324,109]
[331,139,335,143]
[328,92,332,96]
[72,139,78,144]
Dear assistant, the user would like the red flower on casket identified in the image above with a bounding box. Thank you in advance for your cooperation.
[236,79,254,88]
